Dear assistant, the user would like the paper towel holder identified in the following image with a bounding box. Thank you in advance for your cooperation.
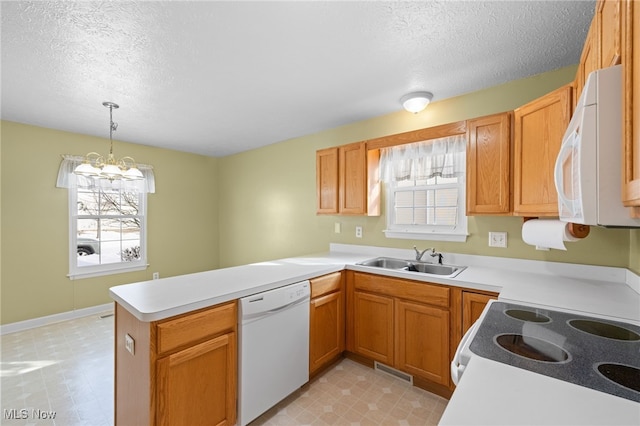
[522,218,590,239]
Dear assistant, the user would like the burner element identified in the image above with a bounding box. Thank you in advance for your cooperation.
[596,363,640,393]
[568,319,640,341]
[505,309,551,323]
[495,334,570,363]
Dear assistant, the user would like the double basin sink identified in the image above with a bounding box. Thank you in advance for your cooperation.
[356,257,466,278]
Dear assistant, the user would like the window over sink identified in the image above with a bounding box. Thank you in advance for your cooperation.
[380,135,468,242]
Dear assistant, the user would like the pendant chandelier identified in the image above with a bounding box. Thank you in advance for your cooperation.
[73,101,143,181]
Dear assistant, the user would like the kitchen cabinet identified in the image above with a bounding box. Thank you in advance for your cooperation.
[513,85,572,216]
[309,272,345,375]
[575,17,600,105]
[622,0,640,212]
[316,147,339,214]
[347,271,454,396]
[316,141,380,215]
[395,299,450,386]
[115,301,237,426]
[462,291,498,335]
[353,290,394,365]
[466,112,512,215]
[597,0,622,68]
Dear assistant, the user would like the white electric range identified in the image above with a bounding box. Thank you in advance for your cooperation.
[442,299,640,425]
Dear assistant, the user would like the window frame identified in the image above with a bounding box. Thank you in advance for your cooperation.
[383,175,468,242]
[68,180,148,280]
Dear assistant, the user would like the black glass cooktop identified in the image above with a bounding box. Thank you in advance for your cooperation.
[469,301,640,402]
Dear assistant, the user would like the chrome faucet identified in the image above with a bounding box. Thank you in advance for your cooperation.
[413,246,444,265]
[413,246,434,261]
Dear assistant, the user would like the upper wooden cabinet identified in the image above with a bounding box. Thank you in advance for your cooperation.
[316,147,339,214]
[622,0,640,213]
[513,85,572,216]
[316,141,380,215]
[598,0,623,68]
[576,21,600,105]
[466,112,512,215]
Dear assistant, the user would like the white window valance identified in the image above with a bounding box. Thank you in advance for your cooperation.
[56,155,156,193]
[380,135,466,182]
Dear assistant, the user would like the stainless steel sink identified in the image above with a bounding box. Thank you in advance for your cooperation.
[405,263,460,276]
[357,257,413,269]
[356,257,466,278]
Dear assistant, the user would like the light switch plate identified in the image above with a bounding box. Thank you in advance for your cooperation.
[489,231,507,248]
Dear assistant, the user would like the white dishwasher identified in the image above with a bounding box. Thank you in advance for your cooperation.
[238,280,310,426]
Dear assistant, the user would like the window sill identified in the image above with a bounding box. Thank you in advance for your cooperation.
[383,230,468,242]
[68,263,148,280]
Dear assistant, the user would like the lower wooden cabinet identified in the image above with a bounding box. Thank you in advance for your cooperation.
[115,301,237,426]
[309,272,345,375]
[462,291,498,334]
[156,333,236,426]
[347,272,454,395]
[353,291,394,365]
[395,299,450,386]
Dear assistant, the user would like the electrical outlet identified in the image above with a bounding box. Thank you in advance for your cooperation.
[488,232,507,248]
[125,334,135,355]
[153,272,159,280]
[355,226,363,238]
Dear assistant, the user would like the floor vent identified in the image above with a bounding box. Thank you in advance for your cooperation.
[374,361,413,385]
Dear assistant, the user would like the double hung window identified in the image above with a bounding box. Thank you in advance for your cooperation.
[57,156,154,279]
[380,135,468,242]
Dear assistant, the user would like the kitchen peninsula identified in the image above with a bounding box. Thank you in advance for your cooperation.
[110,244,640,426]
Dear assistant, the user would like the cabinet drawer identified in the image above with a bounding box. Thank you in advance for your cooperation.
[156,301,237,355]
[354,272,449,308]
[311,272,343,298]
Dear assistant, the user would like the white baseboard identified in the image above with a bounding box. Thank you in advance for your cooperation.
[0,302,114,335]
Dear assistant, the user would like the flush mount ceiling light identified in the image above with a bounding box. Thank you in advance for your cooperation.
[74,102,143,181]
[400,91,433,114]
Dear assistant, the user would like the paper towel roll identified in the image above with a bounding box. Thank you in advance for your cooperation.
[521,219,580,250]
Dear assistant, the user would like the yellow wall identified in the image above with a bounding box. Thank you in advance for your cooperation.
[631,230,640,273]
[0,121,219,324]
[217,65,633,271]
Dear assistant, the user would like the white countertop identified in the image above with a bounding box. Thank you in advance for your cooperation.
[109,243,640,323]
[109,243,640,425]
[439,356,640,426]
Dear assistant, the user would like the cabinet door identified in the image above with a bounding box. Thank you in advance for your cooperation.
[395,300,450,386]
[353,291,394,365]
[466,112,512,215]
[576,22,600,105]
[339,142,367,214]
[310,291,344,374]
[316,147,339,214]
[157,332,236,426]
[513,85,572,216]
[462,292,497,335]
[598,0,622,68]
[622,0,640,211]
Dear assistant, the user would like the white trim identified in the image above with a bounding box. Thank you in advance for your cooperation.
[383,229,468,242]
[0,303,114,335]
[68,263,149,280]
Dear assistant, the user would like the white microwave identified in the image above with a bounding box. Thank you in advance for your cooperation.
[555,65,640,228]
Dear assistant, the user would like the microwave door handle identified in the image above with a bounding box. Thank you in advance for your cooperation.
[554,132,577,213]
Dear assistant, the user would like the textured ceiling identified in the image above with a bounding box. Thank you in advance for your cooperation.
[1,1,595,157]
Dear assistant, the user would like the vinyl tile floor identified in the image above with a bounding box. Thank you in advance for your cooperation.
[0,312,448,426]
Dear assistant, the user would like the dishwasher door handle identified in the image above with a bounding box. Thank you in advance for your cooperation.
[266,297,308,314]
